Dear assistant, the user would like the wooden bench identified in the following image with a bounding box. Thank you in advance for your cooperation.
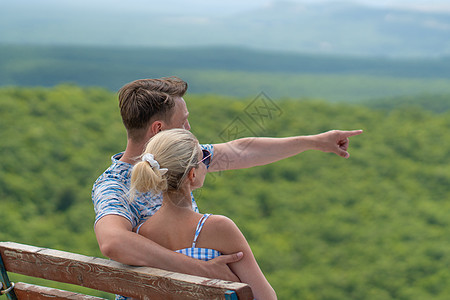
[0,242,253,300]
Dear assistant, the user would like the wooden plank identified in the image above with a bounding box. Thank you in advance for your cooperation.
[0,242,253,300]
[13,282,104,300]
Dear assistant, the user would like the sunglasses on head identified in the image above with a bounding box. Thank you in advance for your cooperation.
[198,149,212,167]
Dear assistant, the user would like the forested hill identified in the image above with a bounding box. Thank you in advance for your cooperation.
[1,45,450,101]
[1,85,449,299]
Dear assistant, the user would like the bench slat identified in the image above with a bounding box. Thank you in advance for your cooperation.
[0,242,253,300]
[13,282,104,300]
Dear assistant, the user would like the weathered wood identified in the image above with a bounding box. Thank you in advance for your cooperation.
[0,242,253,300]
[13,282,104,300]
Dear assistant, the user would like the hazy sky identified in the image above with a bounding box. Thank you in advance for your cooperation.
[152,0,450,12]
[8,0,450,16]
[91,0,450,14]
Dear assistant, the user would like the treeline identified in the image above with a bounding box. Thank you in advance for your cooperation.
[2,45,450,101]
[2,45,450,78]
[0,85,449,299]
[363,93,450,114]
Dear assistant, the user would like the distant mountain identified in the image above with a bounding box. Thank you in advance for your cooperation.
[1,45,450,101]
[1,1,449,57]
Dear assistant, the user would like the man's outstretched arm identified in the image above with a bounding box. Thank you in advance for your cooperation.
[209,130,363,172]
[95,214,242,281]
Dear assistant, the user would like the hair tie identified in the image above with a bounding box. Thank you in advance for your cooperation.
[142,153,168,175]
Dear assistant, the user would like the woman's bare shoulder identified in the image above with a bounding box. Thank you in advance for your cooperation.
[198,214,245,253]
[205,214,239,233]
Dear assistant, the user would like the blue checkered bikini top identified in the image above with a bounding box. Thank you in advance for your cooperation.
[175,213,222,261]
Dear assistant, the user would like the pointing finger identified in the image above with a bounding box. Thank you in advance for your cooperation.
[344,130,363,137]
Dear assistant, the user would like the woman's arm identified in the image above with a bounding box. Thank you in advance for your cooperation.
[201,215,277,300]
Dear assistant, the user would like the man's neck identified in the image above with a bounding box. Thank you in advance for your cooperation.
[119,140,147,165]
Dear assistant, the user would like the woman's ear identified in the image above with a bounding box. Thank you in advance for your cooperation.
[187,167,196,183]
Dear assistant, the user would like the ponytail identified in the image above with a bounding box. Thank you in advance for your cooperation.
[129,129,200,200]
[130,160,168,195]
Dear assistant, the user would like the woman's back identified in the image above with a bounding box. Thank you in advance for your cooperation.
[136,206,203,252]
[138,209,222,261]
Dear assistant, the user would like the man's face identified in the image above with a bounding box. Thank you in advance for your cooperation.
[167,97,191,130]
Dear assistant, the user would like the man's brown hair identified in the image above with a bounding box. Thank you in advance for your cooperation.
[118,77,188,140]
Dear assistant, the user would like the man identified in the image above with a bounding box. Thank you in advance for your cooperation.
[92,77,362,281]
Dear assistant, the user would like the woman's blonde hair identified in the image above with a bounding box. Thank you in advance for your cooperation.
[130,129,201,196]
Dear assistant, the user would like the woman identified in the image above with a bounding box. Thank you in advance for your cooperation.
[130,129,276,300]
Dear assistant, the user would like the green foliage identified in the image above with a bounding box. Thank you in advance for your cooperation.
[0,85,124,298]
[191,95,450,300]
[1,86,449,299]
[363,94,450,114]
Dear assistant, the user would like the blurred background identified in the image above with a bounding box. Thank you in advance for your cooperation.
[2,0,450,99]
[1,1,449,299]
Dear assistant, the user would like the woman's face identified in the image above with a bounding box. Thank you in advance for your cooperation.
[191,145,208,190]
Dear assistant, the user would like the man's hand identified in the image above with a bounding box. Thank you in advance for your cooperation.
[204,252,244,282]
[315,130,363,158]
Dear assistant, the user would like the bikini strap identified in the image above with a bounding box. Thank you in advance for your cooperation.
[192,214,212,248]
[135,222,144,234]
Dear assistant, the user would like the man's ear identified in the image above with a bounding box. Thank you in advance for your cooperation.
[149,121,164,135]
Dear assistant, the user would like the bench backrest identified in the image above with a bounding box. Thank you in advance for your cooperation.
[0,242,253,300]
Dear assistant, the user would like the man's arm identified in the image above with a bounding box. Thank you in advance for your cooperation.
[208,130,363,172]
[94,214,242,281]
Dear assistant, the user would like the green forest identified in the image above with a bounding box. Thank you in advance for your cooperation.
[1,85,449,299]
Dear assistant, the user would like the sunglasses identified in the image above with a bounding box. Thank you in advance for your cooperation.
[198,149,212,167]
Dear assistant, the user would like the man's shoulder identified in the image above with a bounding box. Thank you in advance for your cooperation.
[200,144,214,153]
[93,153,130,187]
[91,153,165,227]
[94,166,128,187]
